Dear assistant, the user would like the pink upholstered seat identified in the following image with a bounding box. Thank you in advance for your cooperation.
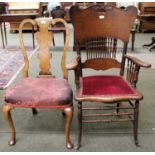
[76,75,142,102]
[5,77,73,108]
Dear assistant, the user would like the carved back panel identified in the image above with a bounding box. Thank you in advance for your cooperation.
[73,7,135,44]
[19,17,69,79]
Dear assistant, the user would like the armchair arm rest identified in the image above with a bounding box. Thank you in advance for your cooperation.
[124,55,151,68]
[66,55,80,70]
[124,55,151,87]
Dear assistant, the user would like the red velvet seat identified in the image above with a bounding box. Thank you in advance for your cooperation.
[5,78,73,108]
[76,75,142,102]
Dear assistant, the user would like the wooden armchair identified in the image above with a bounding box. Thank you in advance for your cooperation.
[68,7,151,149]
[3,18,74,149]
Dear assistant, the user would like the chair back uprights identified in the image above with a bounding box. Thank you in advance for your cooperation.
[19,18,69,79]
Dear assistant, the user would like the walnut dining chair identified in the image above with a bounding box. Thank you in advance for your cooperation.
[3,17,74,149]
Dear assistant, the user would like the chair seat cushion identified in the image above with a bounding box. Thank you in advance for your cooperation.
[5,77,73,108]
[76,75,142,102]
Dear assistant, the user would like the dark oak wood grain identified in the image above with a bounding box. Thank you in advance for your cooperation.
[70,5,151,149]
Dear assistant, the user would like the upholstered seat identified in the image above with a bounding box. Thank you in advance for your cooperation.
[5,78,73,108]
[76,75,142,102]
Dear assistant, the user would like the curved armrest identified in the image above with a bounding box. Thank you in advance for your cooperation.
[124,55,151,87]
[66,55,80,70]
[124,55,151,68]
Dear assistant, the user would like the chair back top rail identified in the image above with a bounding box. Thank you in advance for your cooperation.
[73,6,135,44]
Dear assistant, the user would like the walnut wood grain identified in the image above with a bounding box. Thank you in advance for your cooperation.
[19,18,36,77]
[35,18,53,75]
[19,17,70,78]
[10,17,73,150]
[63,106,74,149]
[3,105,16,146]
[51,18,70,79]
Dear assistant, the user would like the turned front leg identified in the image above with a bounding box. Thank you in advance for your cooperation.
[77,102,82,150]
[133,100,140,147]
[63,106,74,149]
[3,104,16,145]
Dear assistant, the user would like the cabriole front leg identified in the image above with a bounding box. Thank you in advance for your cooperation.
[3,104,16,146]
[63,106,74,149]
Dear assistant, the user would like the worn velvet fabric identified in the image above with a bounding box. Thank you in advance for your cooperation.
[5,77,73,108]
[82,75,136,96]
